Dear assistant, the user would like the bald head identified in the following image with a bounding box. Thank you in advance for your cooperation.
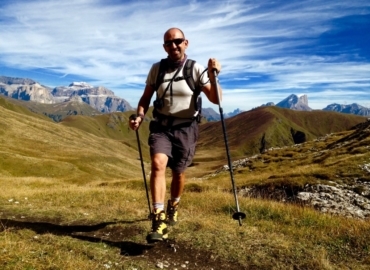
[164,28,185,41]
[163,27,188,61]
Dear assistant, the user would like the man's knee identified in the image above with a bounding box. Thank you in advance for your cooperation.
[151,153,168,171]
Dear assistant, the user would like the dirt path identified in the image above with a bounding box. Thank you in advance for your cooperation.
[1,215,244,270]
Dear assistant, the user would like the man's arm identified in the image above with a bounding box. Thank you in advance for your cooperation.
[202,75,222,104]
[137,84,155,116]
[129,84,155,130]
[202,58,222,104]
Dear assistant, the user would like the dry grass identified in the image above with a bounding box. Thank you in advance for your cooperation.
[1,98,370,269]
[2,168,370,269]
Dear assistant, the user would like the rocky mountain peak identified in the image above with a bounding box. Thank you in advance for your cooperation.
[0,76,54,104]
[323,103,370,116]
[226,108,244,118]
[0,76,37,85]
[276,94,312,111]
[299,94,308,105]
[0,76,134,113]
[51,82,132,113]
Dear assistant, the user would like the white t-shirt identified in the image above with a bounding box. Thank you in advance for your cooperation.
[146,59,209,119]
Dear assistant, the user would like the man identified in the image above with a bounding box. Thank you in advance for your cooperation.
[129,27,222,242]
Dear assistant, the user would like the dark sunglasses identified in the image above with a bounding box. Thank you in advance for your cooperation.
[164,38,185,47]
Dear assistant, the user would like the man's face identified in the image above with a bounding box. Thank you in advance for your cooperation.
[163,29,188,61]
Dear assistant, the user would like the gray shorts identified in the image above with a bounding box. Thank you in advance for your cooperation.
[148,120,199,173]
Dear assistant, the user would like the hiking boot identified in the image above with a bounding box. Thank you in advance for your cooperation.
[166,200,179,226]
[146,209,168,243]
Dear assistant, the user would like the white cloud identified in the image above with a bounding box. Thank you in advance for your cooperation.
[0,0,369,112]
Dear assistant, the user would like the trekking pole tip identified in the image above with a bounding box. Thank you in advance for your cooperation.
[233,212,246,226]
[232,212,246,221]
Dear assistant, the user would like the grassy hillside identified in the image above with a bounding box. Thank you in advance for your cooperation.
[194,106,366,175]
[60,109,153,161]
[199,106,365,151]
[0,96,52,122]
[0,100,145,183]
[1,99,370,269]
[54,105,367,178]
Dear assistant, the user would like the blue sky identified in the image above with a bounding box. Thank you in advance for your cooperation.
[1,0,369,113]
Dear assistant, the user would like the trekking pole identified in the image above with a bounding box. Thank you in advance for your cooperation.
[129,114,152,217]
[213,70,246,226]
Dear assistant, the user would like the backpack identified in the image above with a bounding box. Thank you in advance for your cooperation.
[154,58,202,122]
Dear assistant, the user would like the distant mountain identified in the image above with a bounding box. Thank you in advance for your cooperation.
[323,103,370,116]
[0,76,134,120]
[276,94,312,111]
[225,108,244,118]
[261,102,275,107]
[204,94,313,122]
[201,108,245,122]
[0,76,54,104]
[202,107,220,121]
[262,94,370,117]
[52,82,133,113]
[0,76,38,85]
[3,74,369,120]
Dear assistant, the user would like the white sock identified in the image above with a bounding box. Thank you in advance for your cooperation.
[171,197,180,204]
[153,202,164,212]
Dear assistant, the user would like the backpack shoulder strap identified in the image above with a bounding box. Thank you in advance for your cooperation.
[154,59,168,91]
[183,59,198,93]
[183,59,202,120]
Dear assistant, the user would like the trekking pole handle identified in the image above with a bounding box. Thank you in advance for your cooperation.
[130,113,144,131]
[129,114,139,121]
[212,70,222,108]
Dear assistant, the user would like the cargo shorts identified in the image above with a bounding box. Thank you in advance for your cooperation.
[148,120,199,173]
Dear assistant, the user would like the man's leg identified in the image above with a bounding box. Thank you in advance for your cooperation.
[150,153,168,206]
[170,171,185,200]
[166,171,185,226]
[166,121,198,225]
[147,153,169,242]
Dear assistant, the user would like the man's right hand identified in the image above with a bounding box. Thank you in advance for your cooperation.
[129,114,143,131]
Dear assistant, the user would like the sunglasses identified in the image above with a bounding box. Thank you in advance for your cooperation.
[164,38,185,47]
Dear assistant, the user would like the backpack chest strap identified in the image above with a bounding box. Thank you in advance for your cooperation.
[163,76,185,83]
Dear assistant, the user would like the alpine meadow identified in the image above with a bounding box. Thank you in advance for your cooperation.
[1,95,370,269]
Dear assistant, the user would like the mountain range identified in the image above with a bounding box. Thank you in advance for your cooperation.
[1,76,369,122]
[262,94,370,116]
[0,76,133,116]
[203,94,369,121]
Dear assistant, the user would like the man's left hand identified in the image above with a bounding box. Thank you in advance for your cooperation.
[208,58,221,74]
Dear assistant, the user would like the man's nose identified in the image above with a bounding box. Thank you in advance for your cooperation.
[168,42,177,48]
